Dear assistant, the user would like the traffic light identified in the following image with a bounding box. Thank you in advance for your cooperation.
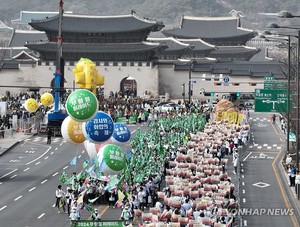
[204,92,214,97]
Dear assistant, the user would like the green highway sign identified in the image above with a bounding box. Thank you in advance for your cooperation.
[264,80,288,90]
[289,132,296,142]
[71,220,123,227]
[254,89,293,113]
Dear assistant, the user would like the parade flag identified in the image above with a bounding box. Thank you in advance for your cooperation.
[59,172,67,184]
[99,160,107,172]
[70,156,77,166]
[65,175,75,185]
[88,197,99,204]
[85,203,94,212]
[77,193,84,205]
[118,190,125,202]
[83,159,89,169]
[86,164,95,173]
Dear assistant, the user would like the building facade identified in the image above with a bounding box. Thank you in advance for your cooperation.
[0,11,284,100]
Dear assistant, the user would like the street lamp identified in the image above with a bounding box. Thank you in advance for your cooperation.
[265,26,295,154]
[182,83,185,103]
[178,59,197,104]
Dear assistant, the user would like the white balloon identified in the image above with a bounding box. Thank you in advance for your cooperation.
[84,139,112,160]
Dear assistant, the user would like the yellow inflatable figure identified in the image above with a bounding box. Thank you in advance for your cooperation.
[73,58,104,94]
[25,98,39,113]
[40,92,54,107]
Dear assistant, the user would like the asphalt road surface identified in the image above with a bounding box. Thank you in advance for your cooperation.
[0,123,147,227]
[240,112,296,227]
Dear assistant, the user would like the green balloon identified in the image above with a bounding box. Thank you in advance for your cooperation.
[102,144,126,171]
[66,89,99,122]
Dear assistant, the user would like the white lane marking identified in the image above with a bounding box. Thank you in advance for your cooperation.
[0,182,2,185]
[63,166,68,170]
[29,187,36,192]
[82,150,85,154]
[241,175,245,178]
[242,190,245,194]
[41,179,48,184]
[263,144,268,147]
[241,169,244,173]
[242,182,245,186]
[26,147,51,165]
[55,148,58,151]
[257,146,262,149]
[0,169,18,179]
[0,206,7,211]
[244,220,247,226]
[35,161,41,165]
[59,143,63,146]
[10,174,17,179]
[243,152,252,161]
[131,129,136,134]
[273,144,277,147]
[78,155,81,159]
[243,198,246,203]
[23,168,30,172]
[52,203,56,208]
[50,152,54,155]
[52,172,58,177]
[44,156,49,160]
[14,195,22,201]
[241,163,244,167]
[37,213,45,219]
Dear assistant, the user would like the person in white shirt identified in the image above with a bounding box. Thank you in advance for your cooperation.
[69,207,79,225]
[55,185,66,213]
[155,199,164,213]
[193,208,201,220]
[65,188,74,215]
[91,208,101,220]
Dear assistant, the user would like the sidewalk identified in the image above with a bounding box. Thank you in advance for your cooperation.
[0,129,36,156]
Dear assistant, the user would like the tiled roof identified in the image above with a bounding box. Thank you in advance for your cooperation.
[29,12,164,33]
[174,61,283,78]
[147,37,190,52]
[162,16,254,40]
[9,30,47,47]
[25,41,162,53]
[207,46,260,61]
[11,11,60,25]
[177,39,216,51]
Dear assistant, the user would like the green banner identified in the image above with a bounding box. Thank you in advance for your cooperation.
[71,220,123,227]
[116,117,136,124]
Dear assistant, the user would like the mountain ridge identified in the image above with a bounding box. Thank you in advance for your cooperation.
[0,0,299,32]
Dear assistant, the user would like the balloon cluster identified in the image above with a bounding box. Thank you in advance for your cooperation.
[24,92,54,113]
[62,89,130,175]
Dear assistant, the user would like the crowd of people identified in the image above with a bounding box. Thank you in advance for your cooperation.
[1,90,250,226]
[50,93,250,226]
[116,114,249,227]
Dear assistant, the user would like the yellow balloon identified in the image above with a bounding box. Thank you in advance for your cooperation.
[61,116,85,144]
[40,93,54,106]
[25,98,38,113]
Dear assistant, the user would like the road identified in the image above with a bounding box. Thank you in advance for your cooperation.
[240,112,297,227]
[0,123,147,227]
